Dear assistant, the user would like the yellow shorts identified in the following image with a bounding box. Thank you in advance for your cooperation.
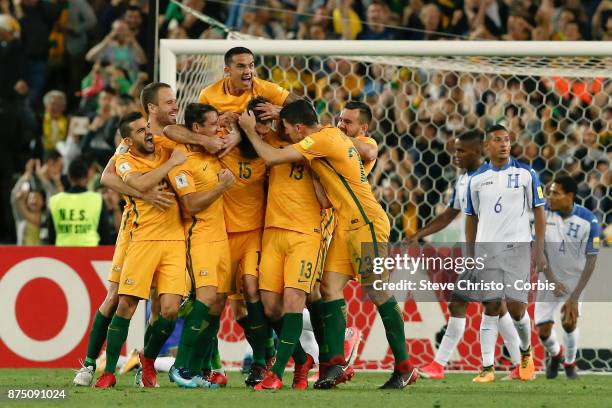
[326,217,390,285]
[187,235,231,294]
[107,232,130,283]
[259,228,322,294]
[119,240,187,299]
[227,228,262,299]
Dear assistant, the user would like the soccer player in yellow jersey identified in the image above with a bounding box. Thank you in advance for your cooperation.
[306,101,381,383]
[166,103,236,388]
[95,112,188,389]
[226,98,317,390]
[239,100,417,390]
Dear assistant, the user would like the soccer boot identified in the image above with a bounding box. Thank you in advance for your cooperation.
[137,351,159,387]
[73,362,95,386]
[546,345,564,379]
[473,366,495,383]
[314,363,351,389]
[519,346,536,381]
[209,370,228,387]
[501,365,520,381]
[379,362,418,389]
[169,366,199,388]
[292,354,315,390]
[564,362,579,380]
[254,371,283,391]
[119,348,140,375]
[344,327,362,367]
[418,361,445,380]
[245,363,267,387]
[95,372,117,388]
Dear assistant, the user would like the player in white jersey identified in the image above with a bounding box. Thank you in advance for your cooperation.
[535,175,600,380]
[465,124,547,383]
[414,130,522,380]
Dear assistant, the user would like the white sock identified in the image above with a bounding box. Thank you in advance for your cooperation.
[434,317,466,366]
[302,308,313,331]
[154,356,176,372]
[299,307,319,362]
[512,313,532,351]
[564,328,579,364]
[480,314,499,367]
[541,330,561,356]
[498,312,521,365]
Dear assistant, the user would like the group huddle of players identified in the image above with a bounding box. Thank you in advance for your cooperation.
[72,46,600,392]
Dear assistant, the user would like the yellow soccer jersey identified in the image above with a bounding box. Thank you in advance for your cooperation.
[198,77,288,114]
[115,145,184,241]
[355,135,377,175]
[219,146,266,233]
[265,132,321,236]
[292,127,386,230]
[168,144,228,242]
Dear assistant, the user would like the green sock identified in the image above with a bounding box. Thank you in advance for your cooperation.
[197,314,220,371]
[84,310,112,367]
[103,315,130,374]
[265,326,276,359]
[246,301,269,367]
[308,300,328,363]
[271,313,303,379]
[323,299,346,363]
[144,321,154,346]
[378,297,409,364]
[174,300,209,368]
[211,338,222,370]
[143,315,176,359]
[187,316,211,372]
[292,341,308,365]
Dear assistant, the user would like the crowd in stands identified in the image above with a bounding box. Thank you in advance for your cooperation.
[0,0,610,244]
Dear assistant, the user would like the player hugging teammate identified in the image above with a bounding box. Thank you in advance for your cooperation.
[74,46,600,391]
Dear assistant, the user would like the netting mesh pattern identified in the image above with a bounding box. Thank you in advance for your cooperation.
[174,49,611,372]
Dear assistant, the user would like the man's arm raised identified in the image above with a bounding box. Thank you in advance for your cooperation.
[123,149,186,192]
[238,111,302,166]
[101,157,175,210]
[352,138,378,163]
[163,124,225,155]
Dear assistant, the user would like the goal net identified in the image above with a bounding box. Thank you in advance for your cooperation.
[160,37,612,372]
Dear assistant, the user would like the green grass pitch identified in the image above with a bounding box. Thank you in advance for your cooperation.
[1,369,611,408]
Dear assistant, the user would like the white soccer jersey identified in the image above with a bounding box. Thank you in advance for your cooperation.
[544,204,600,281]
[446,170,475,242]
[449,171,472,212]
[464,158,545,243]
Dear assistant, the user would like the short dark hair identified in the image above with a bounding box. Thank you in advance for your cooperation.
[184,103,218,130]
[553,174,578,197]
[68,157,89,181]
[485,123,509,137]
[119,111,144,138]
[140,82,171,115]
[247,96,270,123]
[279,99,318,127]
[125,5,142,14]
[224,47,254,66]
[344,101,372,125]
[44,149,62,163]
[458,129,484,143]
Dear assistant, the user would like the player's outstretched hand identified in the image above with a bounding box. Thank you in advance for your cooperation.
[169,148,187,166]
[255,102,281,121]
[219,111,239,128]
[238,110,257,135]
[143,186,175,211]
[218,168,236,189]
